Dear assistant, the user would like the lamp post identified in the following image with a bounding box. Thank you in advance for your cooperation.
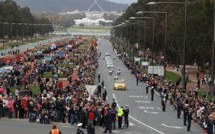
[130,17,155,65]
[147,0,187,90]
[137,11,168,76]
[212,0,215,95]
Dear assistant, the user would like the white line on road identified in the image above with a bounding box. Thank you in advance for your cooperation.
[143,110,159,114]
[112,130,120,133]
[161,124,183,129]
[113,94,165,134]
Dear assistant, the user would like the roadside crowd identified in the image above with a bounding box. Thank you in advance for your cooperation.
[0,38,130,134]
[118,50,215,134]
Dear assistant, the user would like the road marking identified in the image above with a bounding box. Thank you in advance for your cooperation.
[113,94,165,134]
[61,126,72,128]
[161,124,183,129]
[124,132,132,134]
[144,110,159,114]
[122,122,134,126]
[129,95,148,99]
[135,100,150,103]
[112,130,120,133]
[138,106,161,110]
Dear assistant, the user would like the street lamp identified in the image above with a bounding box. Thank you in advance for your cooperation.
[147,0,187,90]
[211,0,215,95]
[130,16,155,65]
[136,11,168,77]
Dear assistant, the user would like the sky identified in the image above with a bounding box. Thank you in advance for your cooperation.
[106,0,138,4]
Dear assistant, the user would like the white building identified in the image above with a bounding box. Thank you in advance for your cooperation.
[74,18,112,26]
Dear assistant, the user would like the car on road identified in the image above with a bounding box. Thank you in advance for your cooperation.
[113,79,127,90]
[105,53,110,56]
[105,56,112,61]
[106,60,113,65]
[107,63,114,68]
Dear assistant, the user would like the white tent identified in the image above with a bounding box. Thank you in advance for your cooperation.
[85,85,98,100]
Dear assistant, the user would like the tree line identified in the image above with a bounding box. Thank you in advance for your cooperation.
[112,0,214,69]
[0,0,54,40]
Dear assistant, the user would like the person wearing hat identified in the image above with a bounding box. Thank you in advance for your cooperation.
[77,123,84,134]
[49,125,62,134]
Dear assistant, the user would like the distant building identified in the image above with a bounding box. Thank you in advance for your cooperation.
[74,18,112,26]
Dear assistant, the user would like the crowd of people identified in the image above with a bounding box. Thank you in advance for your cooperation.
[0,38,131,134]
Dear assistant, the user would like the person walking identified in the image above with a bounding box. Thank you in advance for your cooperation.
[77,123,85,134]
[117,106,124,129]
[49,125,62,134]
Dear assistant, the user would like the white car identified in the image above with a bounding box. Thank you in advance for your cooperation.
[105,53,110,56]
[106,60,113,65]
[105,56,112,61]
[107,63,114,68]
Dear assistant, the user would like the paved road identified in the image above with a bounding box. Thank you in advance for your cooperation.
[96,38,203,134]
[0,37,67,55]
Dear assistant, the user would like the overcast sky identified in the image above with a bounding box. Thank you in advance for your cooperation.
[106,0,138,4]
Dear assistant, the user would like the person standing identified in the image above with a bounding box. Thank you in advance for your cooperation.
[123,105,129,128]
[87,122,95,134]
[98,73,101,83]
[0,96,3,119]
[109,107,117,129]
[176,98,182,119]
[102,87,107,101]
[161,93,166,112]
[136,74,139,86]
[103,111,112,133]
[151,87,155,101]
[97,84,102,97]
[49,125,62,134]
[117,106,124,129]
[187,108,193,131]
[183,100,189,126]
[101,80,104,88]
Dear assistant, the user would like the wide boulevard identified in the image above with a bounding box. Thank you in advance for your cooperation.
[0,38,202,134]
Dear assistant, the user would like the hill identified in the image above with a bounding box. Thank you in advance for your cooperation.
[13,0,128,13]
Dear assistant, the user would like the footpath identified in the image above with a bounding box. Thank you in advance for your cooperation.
[166,65,207,91]
[0,37,67,55]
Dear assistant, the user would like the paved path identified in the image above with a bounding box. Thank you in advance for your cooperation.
[95,38,203,134]
[0,37,67,55]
